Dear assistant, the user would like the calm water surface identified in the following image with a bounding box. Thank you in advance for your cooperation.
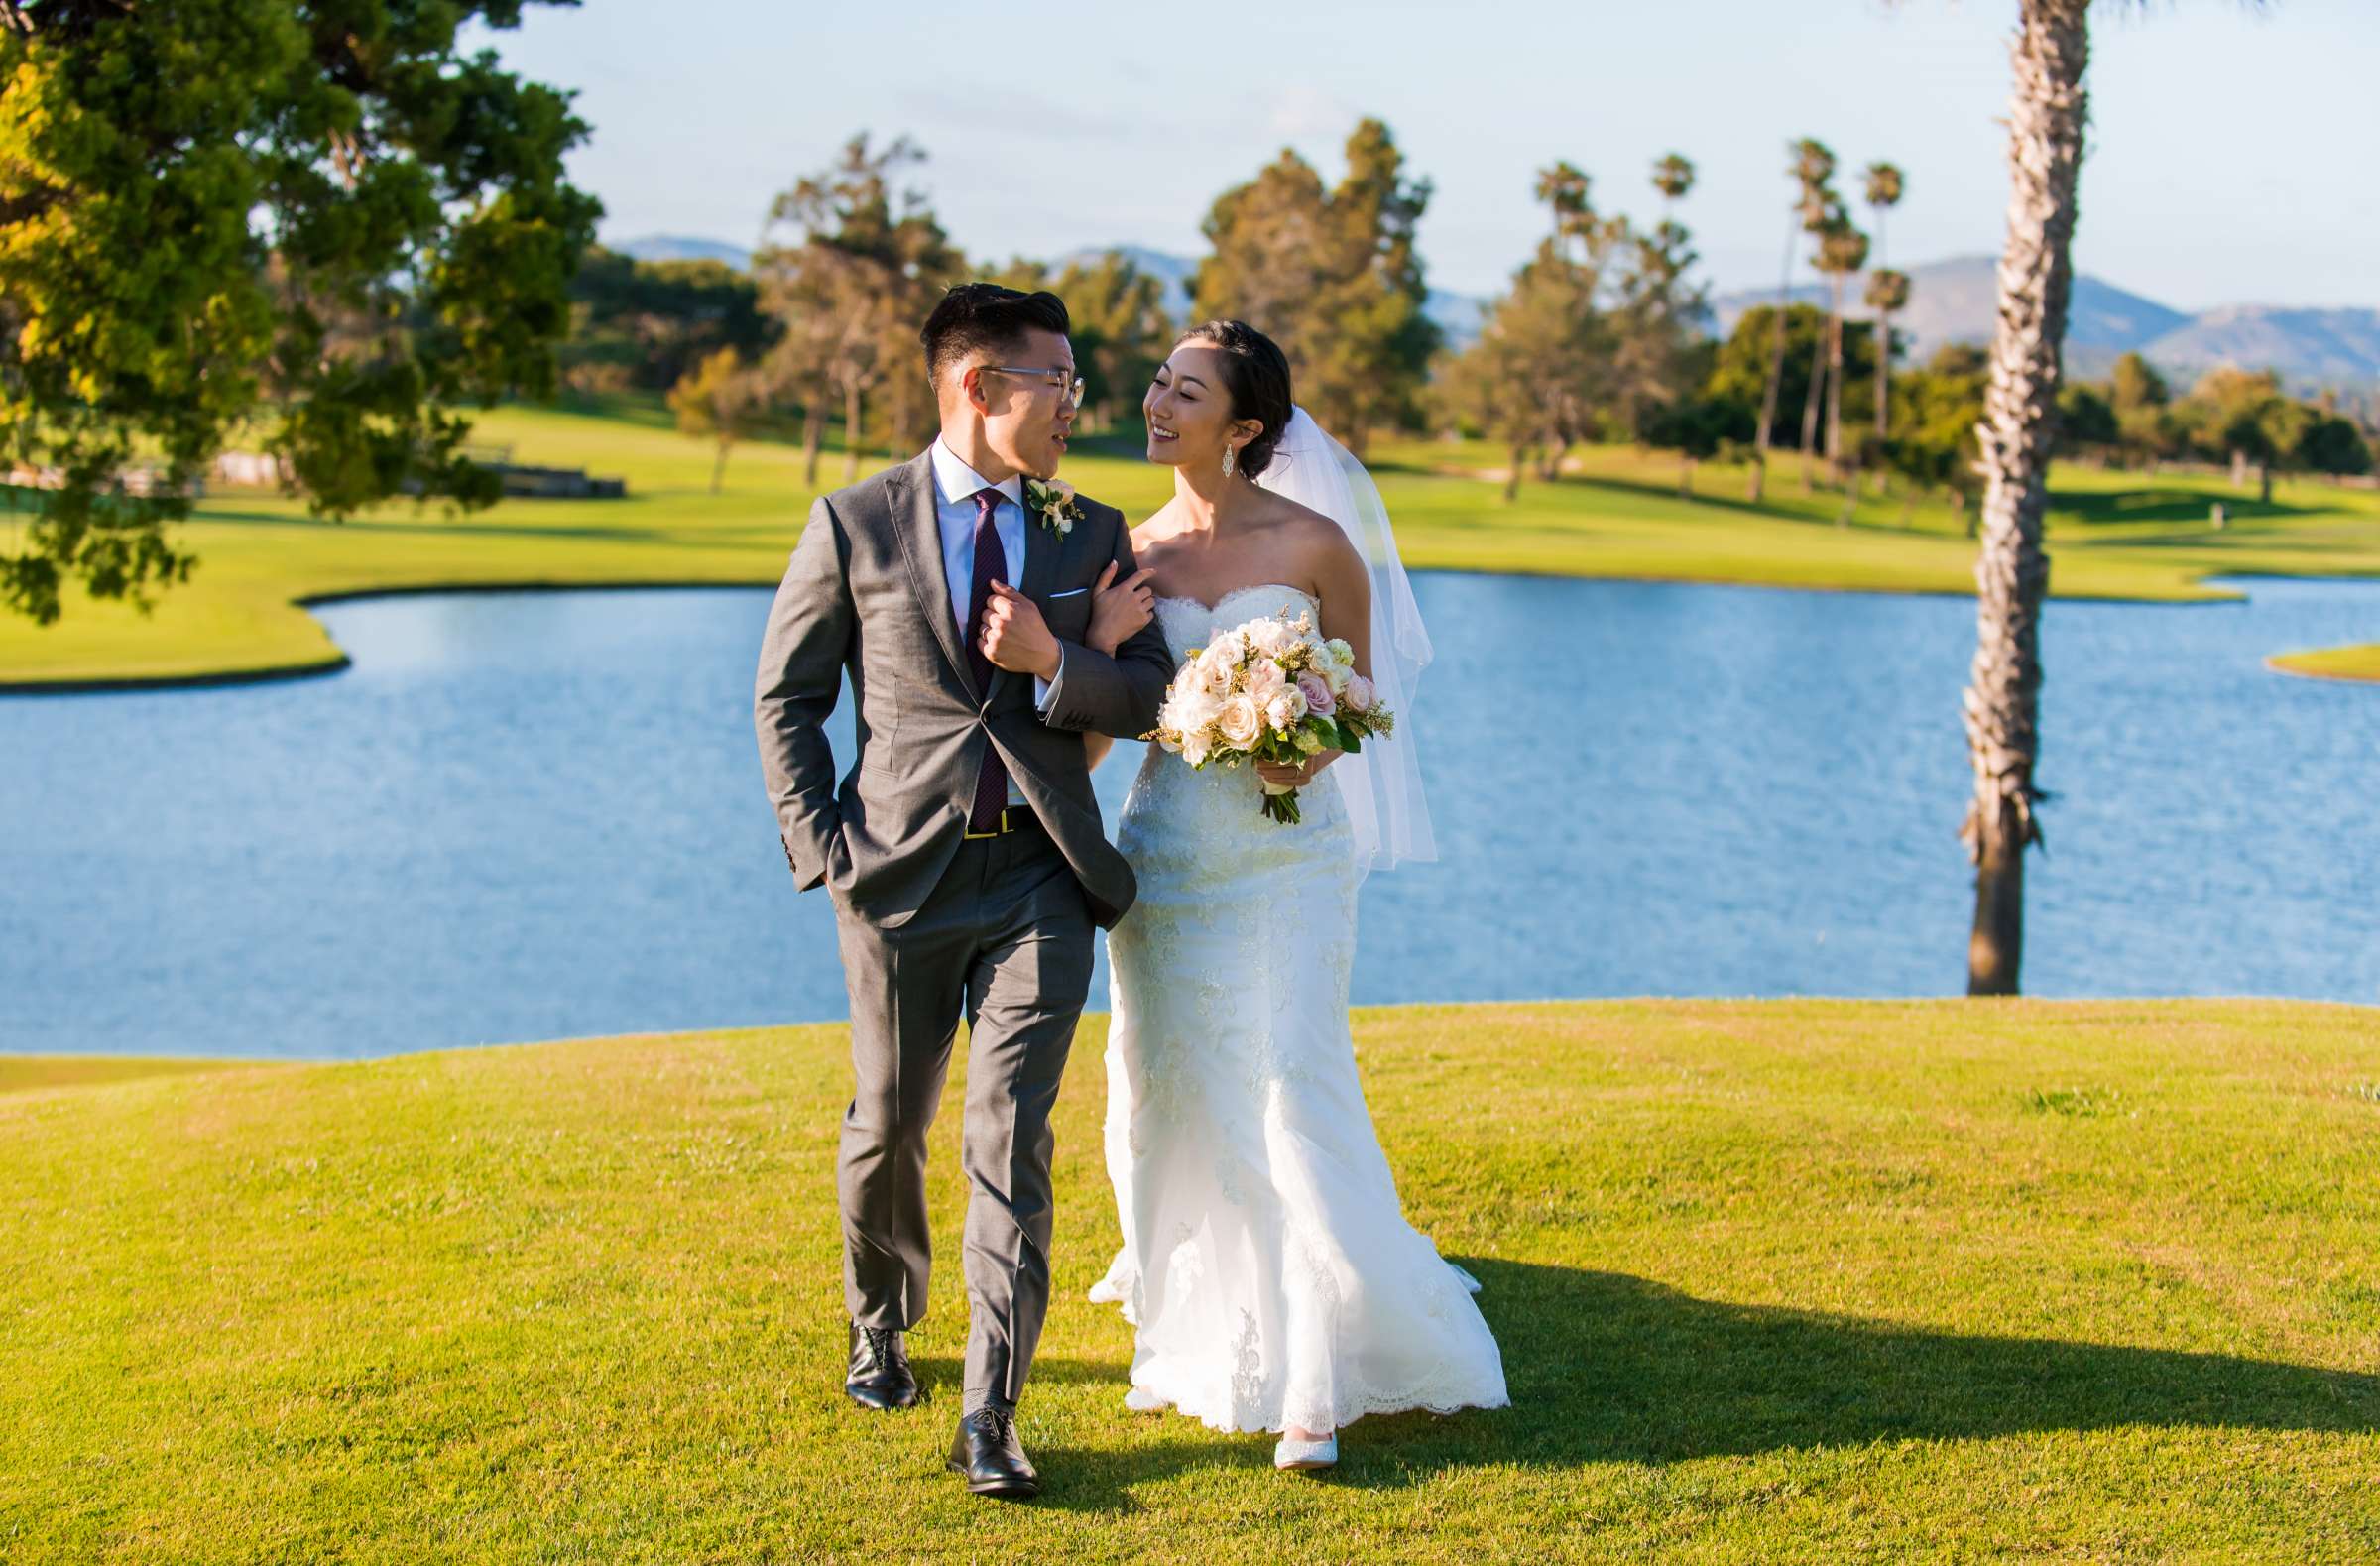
[3,573,2373,1058]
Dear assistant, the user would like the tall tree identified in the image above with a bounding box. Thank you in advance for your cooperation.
[1791,153,1846,493]
[754,135,960,483]
[1613,154,1708,451]
[1751,139,1836,502]
[1862,161,1908,455]
[1439,163,1618,499]
[1816,215,1872,495]
[1193,120,1437,455]
[1960,0,2090,995]
[0,0,601,626]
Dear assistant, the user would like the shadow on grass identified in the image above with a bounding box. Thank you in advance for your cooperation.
[1021,1262,2380,1510]
[2050,487,2319,528]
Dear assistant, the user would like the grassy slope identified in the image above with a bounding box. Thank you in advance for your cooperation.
[4,397,2379,687]
[3,1000,2376,1562]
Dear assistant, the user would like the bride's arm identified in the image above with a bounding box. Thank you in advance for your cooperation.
[1253,541,1371,791]
[1081,558,1157,771]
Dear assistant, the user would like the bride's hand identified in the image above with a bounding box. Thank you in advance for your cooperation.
[1087,561,1156,655]
[1255,752,1339,790]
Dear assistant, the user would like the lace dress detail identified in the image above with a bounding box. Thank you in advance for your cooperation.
[1088,584,1507,1435]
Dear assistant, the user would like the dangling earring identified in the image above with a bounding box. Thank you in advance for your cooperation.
[1221,443,1237,480]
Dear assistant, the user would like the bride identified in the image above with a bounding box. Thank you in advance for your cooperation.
[1075,320,1506,1471]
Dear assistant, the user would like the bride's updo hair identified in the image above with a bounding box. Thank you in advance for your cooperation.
[1176,319,1293,478]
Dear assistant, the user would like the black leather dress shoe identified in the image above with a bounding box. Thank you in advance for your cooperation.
[844,1324,918,1410]
[947,1404,1039,1499]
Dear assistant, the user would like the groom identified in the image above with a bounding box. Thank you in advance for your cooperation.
[754,283,1171,1499]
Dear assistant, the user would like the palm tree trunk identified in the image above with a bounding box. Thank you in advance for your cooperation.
[1962,0,2088,997]
[802,397,824,489]
[1798,319,1827,494]
[710,438,730,495]
[1751,214,1797,504]
[1826,278,1846,478]
[1874,309,1893,446]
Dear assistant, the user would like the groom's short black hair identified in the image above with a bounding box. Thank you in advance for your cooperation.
[922,283,1071,389]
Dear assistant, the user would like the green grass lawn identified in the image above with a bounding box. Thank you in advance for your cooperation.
[2269,643,2380,681]
[5,396,2379,687]
[5,1000,2376,1561]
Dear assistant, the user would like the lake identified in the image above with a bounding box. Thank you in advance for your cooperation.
[3,573,2373,1059]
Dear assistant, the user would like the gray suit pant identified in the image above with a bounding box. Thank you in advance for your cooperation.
[831,823,1093,1413]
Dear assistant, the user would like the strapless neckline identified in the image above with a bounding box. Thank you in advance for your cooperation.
[1151,582,1317,618]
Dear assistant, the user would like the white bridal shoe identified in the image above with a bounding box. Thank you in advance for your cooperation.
[1273,1431,1338,1471]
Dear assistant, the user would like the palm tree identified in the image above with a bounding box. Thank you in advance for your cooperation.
[1862,162,1908,461]
[1791,153,1844,495]
[1652,152,1695,208]
[1862,267,1912,497]
[1817,216,1870,498]
[1798,196,1859,495]
[1752,139,1834,503]
[1960,0,2089,995]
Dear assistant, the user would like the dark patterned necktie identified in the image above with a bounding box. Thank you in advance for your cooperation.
[963,487,1009,831]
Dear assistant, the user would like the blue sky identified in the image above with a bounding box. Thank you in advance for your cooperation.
[464,1,2377,310]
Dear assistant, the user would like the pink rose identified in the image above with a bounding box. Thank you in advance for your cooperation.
[1246,660,1287,706]
[1295,671,1336,718]
[1342,674,1375,714]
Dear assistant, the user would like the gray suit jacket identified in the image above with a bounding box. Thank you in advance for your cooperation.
[754,449,1173,929]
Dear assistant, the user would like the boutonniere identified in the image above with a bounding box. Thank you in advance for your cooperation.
[1024,477,1082,538]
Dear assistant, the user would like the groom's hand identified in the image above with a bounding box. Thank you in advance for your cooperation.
[981,581,1063,681]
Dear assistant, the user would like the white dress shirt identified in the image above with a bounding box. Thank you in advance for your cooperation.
[927,438,1064,804]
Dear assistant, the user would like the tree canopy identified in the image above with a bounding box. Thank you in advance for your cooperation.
[0,0,601,624]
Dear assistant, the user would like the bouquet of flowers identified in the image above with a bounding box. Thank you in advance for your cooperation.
[1145,607,1394,824]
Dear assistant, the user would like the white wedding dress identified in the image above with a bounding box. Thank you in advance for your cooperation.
[1088,583,1508,1435]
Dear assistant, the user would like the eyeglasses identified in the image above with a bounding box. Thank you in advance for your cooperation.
[984,365,1086,414]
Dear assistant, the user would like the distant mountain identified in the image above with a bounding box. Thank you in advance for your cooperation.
[1711,254,2377,392]
[611,234,753,270]
[1712,256,2189,364]
[2146,305,2380,387]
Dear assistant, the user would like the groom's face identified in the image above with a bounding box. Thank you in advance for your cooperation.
[975,327,1078,481]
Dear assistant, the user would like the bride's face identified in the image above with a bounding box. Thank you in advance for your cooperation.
[1144,345,1256,470]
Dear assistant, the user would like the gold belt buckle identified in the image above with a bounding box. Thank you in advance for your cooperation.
[962,807,1016,840]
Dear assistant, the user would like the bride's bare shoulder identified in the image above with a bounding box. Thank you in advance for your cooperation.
[1255,491,1363,574]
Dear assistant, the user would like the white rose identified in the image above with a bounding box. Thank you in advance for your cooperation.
[1322,658,1352,695]
[1188,651,1232,698]
[1264,690,1306,732]
[1326,638,1356,668]
[1245,615,1295,659]
[1170,687,1222,737]
[1216,693,1262,749]
[1245,659,1287,706]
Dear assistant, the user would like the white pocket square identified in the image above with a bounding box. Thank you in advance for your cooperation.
[1047,586,1090,599]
